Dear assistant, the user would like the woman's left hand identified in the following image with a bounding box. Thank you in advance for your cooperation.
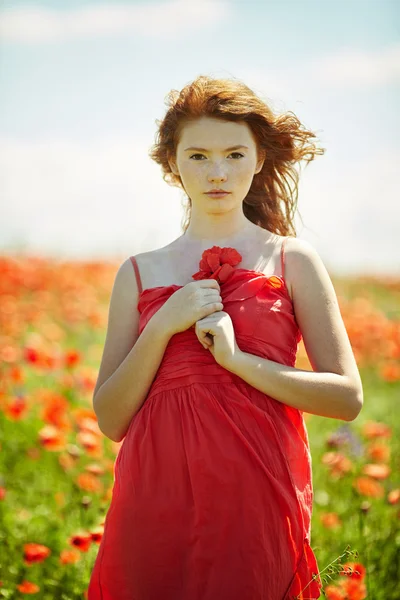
[194,311,242,370]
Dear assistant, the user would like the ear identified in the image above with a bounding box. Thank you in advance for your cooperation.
[254,152,265,175]
[254,156,265,174]
[168,154,179,176]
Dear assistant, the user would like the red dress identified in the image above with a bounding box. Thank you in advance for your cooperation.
[88,237,323,600]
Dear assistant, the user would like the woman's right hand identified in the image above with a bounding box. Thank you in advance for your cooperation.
[154,280,223,337]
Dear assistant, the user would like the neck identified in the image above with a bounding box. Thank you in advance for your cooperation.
[183,221,257,249]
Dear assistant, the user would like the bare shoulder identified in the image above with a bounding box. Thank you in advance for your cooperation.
[133,247,163,264]
[283,236,363,416]
[92,256,141,403]
[131,239,184,288]
[283,236,339,314]
[282,235,337,293]
[133,241,175,270]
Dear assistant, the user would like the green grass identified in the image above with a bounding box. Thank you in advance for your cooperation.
[0,267,399,599]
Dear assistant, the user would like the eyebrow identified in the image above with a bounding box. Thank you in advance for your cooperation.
[184,145,249,152]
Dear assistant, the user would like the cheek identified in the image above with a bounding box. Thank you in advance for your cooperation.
[182,164,206,185]
[235,161,255,175]
[233,164,256,186]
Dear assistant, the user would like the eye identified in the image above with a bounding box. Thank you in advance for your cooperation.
[189,152,245,160]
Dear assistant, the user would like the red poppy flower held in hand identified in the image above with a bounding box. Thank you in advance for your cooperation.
[192,246,242,284]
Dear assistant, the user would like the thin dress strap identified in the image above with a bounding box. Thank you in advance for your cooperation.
[129,256,143,295]
[280,237,288,280]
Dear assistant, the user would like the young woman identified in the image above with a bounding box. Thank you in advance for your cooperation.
[88,75,363,600]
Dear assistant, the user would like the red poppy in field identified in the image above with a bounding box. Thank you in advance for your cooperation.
[320,512,342,529]
[17,580,40,594]
[23,543,51,565]
[23,346,40,364]
[85,463,105,476]
[353,476,385,498]
[321,452,353,477]
[379,361,400,382]
[366,441,391,462]
[388,488,400,504]
[9,365,24,383]
[38,424,67,451]
[4,394,28,421]
[339,578,367,600]
[324,586,346,599]
[0,343,19,363]
[64,348,81,369]
[76,430,102,457]
[59,452,76,472]
[76,472,103,493]
[40,392,71,431]
[90,526,104,544]
[362,463,391,480]
[361,420,392,439]
[60,548,81,564]
[72,407,99,431]
[69,531,93,553]
[339,562,366,580]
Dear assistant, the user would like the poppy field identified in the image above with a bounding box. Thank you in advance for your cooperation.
[0,255,399,599]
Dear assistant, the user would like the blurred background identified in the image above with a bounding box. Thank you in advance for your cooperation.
[0,0,399,274]
[1,4,399,598]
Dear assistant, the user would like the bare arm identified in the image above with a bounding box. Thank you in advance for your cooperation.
[226,238,364,421]
[94,319,171,442]
[93,257,171,443]
[226,354,361,421]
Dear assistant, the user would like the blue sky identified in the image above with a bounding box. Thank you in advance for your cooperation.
[0,0,399,275]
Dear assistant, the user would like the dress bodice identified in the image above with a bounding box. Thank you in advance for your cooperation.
[135,268,302,398]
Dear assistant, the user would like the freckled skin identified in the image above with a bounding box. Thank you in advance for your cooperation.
[168,116,265,242]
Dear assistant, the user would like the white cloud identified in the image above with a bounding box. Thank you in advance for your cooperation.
[0,0,232,44]
[233,68,293,112]
[308,43,400,87]
[0,135,184,259]
[296,150,400,274]
[241,44,400,106]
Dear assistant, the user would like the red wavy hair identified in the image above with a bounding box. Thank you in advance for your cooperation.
[149,75,326,236]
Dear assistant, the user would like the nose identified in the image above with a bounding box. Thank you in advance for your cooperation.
[208,165,228,184]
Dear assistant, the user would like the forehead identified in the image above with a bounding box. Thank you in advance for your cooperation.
[178,117,255,147]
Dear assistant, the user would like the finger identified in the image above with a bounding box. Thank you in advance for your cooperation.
[197,330,213,346]
[199,339,208,349]
[199,279,221,292]
[203,331,214,344]
[197,334,211,349]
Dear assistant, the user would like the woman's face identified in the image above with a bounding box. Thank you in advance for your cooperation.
[169,116,265,211]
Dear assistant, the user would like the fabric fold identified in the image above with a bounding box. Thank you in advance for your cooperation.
[88,265,320,600]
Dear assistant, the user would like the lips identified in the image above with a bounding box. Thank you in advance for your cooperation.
[205,191,231,196]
